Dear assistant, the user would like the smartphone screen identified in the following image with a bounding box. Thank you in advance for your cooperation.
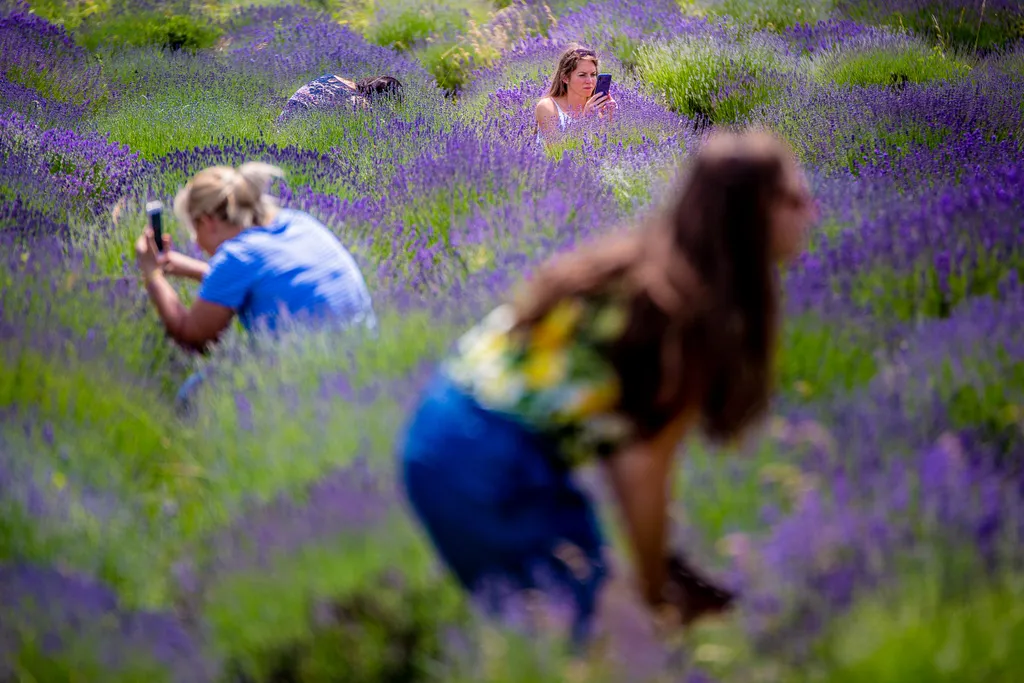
[594,73,612,99]
[146,200,164,252]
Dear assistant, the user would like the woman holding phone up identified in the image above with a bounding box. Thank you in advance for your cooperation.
[535,44,617,146]
[398,130,819,648]
[134,163,376,410]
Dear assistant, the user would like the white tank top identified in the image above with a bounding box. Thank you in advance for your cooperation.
[536,99,572,145]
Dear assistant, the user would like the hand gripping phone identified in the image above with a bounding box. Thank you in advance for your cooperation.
[146,200,164,252]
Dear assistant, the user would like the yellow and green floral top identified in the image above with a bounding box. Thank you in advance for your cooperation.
[442,293,635,468]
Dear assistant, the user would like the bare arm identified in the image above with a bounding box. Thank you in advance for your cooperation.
[602,411,693,606]
[144,270,235,353]
[535,98,560,144]
[165,251,210,282]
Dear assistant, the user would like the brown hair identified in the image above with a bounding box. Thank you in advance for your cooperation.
[545,44,599,98]
[512,130,800,443]
[356,75,403,102]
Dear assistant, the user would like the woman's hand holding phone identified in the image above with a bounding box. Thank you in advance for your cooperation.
[135,229,172,281]
[135,232,210,282]
[583,92,617,119]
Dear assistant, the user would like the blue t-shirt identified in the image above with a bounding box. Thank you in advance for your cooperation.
[197,208,376,334]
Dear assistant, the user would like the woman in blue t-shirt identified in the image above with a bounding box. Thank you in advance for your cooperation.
[134,162,376,406]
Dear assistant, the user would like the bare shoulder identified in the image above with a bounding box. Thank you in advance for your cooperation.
[535,96,557,116]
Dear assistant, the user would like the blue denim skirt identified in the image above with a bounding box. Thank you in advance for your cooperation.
[399,372,609,646]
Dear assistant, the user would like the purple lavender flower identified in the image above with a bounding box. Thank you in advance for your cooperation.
[0,111,151,215]
[222,4,435,95]
[0,562,213,682]
[0,4,106,107]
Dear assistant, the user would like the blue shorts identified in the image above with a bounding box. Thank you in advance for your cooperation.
[399,372,609,646]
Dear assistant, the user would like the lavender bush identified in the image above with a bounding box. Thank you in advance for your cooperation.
[0,2,107,108]
[2,0,1024,681]
[807,29,974,86]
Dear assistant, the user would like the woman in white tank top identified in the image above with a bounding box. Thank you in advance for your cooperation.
[534,44,617,147]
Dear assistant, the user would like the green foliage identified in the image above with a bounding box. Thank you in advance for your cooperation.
[90,52,280,159]
[800,574,1024,683]
[850,256,1024,322]
[76,8,222,53]
[596,152,684,213]
[363,0,489,52]
[942,351,1024,461]
[776,314,880,401]
[24,0,112,30]
[838,0,1024,52]
[677,436,800,548]
[635,35,789,123]
[218,556,471,683]
[3,63,106,111]
[416,39,480,93]
[811,40,972,86]
[8,629,171,683]
[702,0,836,31]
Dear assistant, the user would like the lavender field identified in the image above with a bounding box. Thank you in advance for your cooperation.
[2,0,1024,679]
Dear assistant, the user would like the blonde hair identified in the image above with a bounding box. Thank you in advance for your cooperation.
[546,43,599,98]
[173,162,284,234]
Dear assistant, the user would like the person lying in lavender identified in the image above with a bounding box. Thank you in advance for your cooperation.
[277,74,403,122]
[133,162,377,411]
[535,44,617,147]
[398,130,819,648]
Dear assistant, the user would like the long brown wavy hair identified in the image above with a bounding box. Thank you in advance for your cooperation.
[545,44,599,99]
[512,130,799,443]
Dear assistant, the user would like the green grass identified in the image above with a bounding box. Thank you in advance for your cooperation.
[361,0,493,51]
[700,0,835,31]
[802,573,1024,683]
[90,57,281,159]
[78,9,222,52]
[776,314,881,399]
[838,0,1024,52]
[9,630,172,683]
[849,254,1024,322]
[811,40,973,87]
[635,35,789,123]
[676,436,800,549]
[200,521,469,679]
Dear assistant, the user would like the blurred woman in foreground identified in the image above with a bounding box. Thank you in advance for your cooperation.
[398,130,819,647]
[535,44,617,146]
[134,162,376,409]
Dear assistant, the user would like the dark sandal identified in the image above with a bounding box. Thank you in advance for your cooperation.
[665,553,736,625]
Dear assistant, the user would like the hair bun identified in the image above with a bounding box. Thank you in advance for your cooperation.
[237,162,284,194]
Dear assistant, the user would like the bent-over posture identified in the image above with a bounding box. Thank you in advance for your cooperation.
[398,130,819,647]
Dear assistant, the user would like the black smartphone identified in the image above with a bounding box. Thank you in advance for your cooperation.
[146,200,164,252]
[594,73,612,99]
